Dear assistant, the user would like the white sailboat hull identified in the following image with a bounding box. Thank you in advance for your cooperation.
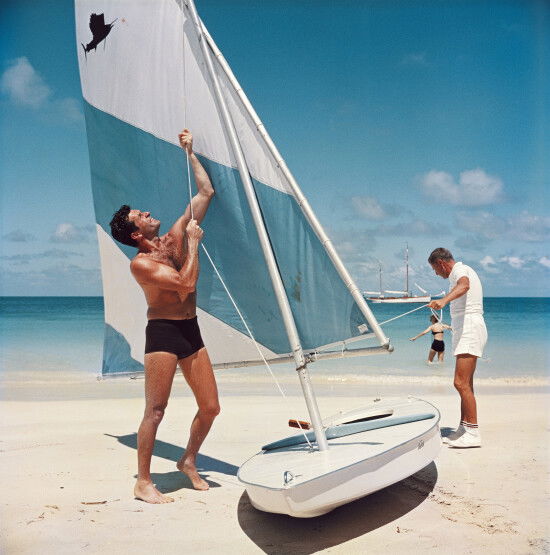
[368,295,431,304]
[238,398,441,518]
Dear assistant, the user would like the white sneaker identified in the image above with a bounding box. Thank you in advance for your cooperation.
[447,431,481,448]
[442,425,465,443]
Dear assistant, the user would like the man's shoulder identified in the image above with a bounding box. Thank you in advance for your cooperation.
[451,261,469,278]
[450,262,482,288]
[131,252,148,263]
[458,262,480,278]
[130,254,157,272]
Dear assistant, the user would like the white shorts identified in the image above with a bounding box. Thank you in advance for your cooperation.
[452,313,487,358]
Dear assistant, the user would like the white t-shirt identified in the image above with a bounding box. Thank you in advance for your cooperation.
[449,262,484,318]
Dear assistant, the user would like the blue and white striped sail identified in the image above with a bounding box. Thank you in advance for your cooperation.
[75,0,384,376]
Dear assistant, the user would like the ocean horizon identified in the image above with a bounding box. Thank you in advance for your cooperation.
[1,296,548,384]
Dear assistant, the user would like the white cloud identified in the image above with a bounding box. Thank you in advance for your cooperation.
[454,235,487,251]
[455,209,550,244]
[330,230,377,254]
[460,169,503,204]
[352,196,387,220]
[500,255,524,269]
[0,249,83,265]
[1,57,83,122]
[0,57,51,108]
[508,212,550,242]
[421,170,456,202]
[0,264,102,296]
[421,168,503,206]
[3,230,36,242]
[376,219,450,236]
[335,240,358,256]
[56,97,84,123]
[479,255,499,273]
[50,223,95,243]
[478,253,550,273]
[455,211,507,239]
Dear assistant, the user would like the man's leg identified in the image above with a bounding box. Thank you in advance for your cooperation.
[453,353,478,424]
[134,352,178,503]
[177,347,220,490]
[447,354,481,447]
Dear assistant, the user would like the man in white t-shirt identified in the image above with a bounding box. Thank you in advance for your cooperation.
[428,248,487,448]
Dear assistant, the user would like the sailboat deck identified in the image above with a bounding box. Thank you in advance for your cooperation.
[238,398,440,490]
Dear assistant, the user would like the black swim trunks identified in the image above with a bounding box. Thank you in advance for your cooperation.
[431,339,445,353]
[145,317,204,359]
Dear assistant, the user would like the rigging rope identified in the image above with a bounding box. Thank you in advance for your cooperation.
[377,303,430,326]
[376,303,445,328]
[429,307,444,322]
[182,31,194,221]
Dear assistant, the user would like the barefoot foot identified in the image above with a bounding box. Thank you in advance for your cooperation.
[177,460,209,490]
[134,480,174,504]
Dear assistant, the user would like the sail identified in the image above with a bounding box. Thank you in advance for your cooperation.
[75,0,385,376]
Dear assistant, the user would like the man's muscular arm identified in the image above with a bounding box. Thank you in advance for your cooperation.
[131,220,203,302]
[170,129,215,238]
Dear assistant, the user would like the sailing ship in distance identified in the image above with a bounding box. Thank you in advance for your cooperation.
[364,244,444,304]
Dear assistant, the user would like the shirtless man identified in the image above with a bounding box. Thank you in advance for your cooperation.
[428,248,488,448]
[109,129,218,503]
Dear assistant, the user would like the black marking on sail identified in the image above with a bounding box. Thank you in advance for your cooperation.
[292,272,302,302]
[82,13,117,59]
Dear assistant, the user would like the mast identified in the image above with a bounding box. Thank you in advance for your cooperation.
[379,262,383,296]
[201,25,390,350]
[184,0,328,451]
[405,243,409,296]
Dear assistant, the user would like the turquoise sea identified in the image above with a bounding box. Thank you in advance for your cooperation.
[1,297,548,383]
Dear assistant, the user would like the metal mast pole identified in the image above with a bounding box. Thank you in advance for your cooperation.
[405,243,409,296]
[184,0,328,451]
[201,25,390,349]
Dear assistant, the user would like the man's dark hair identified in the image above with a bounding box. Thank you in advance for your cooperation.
[428,247,454,265]
[109,205,138,247]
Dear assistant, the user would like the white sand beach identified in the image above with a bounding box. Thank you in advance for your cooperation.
[1,372,549,554]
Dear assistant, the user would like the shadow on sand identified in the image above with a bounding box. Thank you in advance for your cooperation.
[237,462,438,555]
[440,426,456,438]
[108,432,438,551]
[105,432,238,492]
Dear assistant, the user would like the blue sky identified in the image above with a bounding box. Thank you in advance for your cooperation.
[1,0,549,296]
